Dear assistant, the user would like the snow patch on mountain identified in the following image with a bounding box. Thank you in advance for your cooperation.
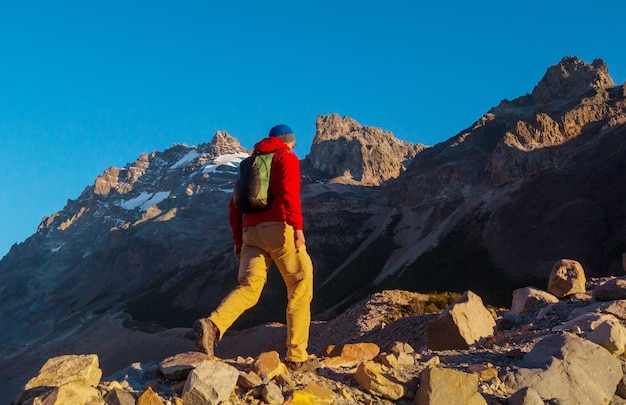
[120,191,171,211]
[202,153,249,173]
[170,150,200,170]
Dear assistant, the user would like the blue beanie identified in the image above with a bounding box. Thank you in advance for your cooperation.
[269,124,295,143]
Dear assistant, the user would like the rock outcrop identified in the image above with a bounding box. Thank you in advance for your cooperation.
[304,113,427,185]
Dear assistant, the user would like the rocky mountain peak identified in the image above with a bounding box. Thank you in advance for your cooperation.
[305,114,427,185]
[205,130,250,156]
[531,56,615,111]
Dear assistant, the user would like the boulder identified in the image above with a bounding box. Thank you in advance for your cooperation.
[467,364,498,381]
[253,351,287,382]
[262,381,284,405]
[103,387,136,405]
[27,382,103,405]
[547,259,586,298]
[554,312,619,333]
[388,341,415,355]
[182,360,239,405]
[510,287,559,315]
[15,354,103,404]
[414,367,487,405]
[503,332,622,405]
[285,382,336,404]
[25,354,102,390]
[587,318,626,355]
[426,290,496,350]
[354,361,404,400]
[238,370,264,389]
[325,342,380,360]
[593,277,626,301]
[159,351,211,380]
[136,386,162,405]
[322,342,381,368]
[508,387,544,405]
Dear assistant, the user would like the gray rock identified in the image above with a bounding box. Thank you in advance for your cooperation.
[504,332,622,405]
[104,388,136,405]
[159,351,211,381]
[547,259,586,298]
[593,278,626,301]
[414,367,487,405]
[182,360,239,405]
[508,387,544,405]
[587,318,626,355]
[262,381,284,405]
[510,287,559,316]
[427,290,496,350]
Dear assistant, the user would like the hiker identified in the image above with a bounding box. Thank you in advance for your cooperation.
[194,124,315,371]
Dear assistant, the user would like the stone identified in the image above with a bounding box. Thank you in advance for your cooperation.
[253,351,287,382]
[326,342,380,361]
[388,341,415,355]
[467,364,498,381]
[593,277,626,301]
[104,361,160,392]
[354,361,404,400]
[275,373,296,390]
[262,381,284,405]
[547,259,587,298]
[285,382,336,405]
[182,360,239,405]
[238,370,264,389]
[136,386,162,405]
[587,318,626,355]
[426,290,496,350]
[321,342,381,368]
[503,332,622,405]
[320,356,361,369]
[497,313,523,331]
[414,367,487,405]
[159,351,211,380]
[29,382,103,405]
[599,300,626,321]
[616,362,626,399]
[24,354,102,391]
[510,287,559,315]
[508,387,544,405]
[553,312,618,333]
[396,352,415,366]
[103,387,136,405]
[377,353,400,369]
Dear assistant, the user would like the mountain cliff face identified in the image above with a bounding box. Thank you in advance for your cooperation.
[304,114,427,185]
[1,56,625,399]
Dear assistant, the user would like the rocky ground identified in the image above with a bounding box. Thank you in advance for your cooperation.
[13,274,626,404]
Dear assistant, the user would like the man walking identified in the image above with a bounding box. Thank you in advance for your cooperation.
[194,124,314,370]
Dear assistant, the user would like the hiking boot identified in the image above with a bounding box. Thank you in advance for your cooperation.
[285,356,320,373]
[193,318,218,357]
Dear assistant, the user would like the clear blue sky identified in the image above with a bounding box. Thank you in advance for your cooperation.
[1,1,625,258]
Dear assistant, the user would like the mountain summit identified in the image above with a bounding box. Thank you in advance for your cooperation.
[1,56,626,399]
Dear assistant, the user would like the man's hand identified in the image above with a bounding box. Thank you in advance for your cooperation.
[294,229,306,249]
[234,244,242,259]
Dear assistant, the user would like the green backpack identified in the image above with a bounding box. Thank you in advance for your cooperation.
[233,152,274,213]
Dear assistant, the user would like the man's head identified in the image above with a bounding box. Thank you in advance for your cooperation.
[269,124,295,147]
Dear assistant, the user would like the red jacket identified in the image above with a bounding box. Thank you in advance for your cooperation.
[228,136,303,245]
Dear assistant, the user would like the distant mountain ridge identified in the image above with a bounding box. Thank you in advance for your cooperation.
[1,56,625,399]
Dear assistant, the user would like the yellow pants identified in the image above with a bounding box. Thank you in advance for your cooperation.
[209,222,314,362]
